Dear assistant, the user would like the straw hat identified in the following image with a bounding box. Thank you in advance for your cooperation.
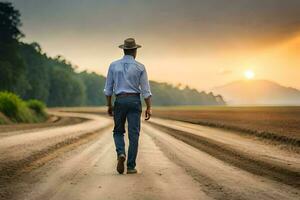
[119,38,141,49]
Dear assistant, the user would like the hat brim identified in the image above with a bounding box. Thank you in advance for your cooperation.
[118,44,142,49]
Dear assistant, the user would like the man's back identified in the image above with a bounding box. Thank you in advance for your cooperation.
[104,55,151,99]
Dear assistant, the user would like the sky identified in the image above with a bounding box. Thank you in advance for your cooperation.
[9,0,300,91]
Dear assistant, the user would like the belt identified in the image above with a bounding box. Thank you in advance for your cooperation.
[116,93,140,97]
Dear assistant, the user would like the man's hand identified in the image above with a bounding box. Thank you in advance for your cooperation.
[106,96,113,116]
[145,107,152,121]
[107,105,113,116]
[144,96,152,121]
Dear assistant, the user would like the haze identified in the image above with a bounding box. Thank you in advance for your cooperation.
[9,0,300,91]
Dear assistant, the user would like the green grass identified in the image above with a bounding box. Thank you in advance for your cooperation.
[0,92,47,123]
[0,116,5,124]
[0,111,11,124]
[27,99,47,119]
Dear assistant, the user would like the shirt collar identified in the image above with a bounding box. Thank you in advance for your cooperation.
[122,55,135,60]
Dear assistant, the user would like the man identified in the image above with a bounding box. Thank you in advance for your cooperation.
[104,38,152,174]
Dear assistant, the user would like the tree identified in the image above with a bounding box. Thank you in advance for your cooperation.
[0,2,27,93]
[47,68,86,107]
[0,2,226,107]
[20,43,50,101]
[0,2,24,42]
[78,71,106,106]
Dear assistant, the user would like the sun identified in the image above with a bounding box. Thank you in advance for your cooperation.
[244,69,255,80]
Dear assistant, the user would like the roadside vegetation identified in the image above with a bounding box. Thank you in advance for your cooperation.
[0,112,10,124]
[0,92,47,124]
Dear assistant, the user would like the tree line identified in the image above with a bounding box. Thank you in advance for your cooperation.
[0,2,225,107]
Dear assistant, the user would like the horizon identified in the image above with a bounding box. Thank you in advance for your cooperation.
[8,0,300,91]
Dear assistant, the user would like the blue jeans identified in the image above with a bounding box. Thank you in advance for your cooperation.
[113,95,142,169]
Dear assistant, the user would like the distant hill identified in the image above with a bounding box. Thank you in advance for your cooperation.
[213,80,300,105]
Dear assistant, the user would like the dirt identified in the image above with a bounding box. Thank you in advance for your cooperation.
[0,111,299,200]
[0,115,87,137]
[0,111,111,199]
[144,124,300,200]
[153,107,300,146]
[148,118,300,187]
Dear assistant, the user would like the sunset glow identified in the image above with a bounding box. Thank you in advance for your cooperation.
[11,0,300,90]
[244,70,255,80]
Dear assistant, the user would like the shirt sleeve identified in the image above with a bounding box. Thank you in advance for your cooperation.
[140,67,152,98]
[103,64,114,96]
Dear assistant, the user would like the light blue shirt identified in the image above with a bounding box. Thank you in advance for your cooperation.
[104,55,152,98]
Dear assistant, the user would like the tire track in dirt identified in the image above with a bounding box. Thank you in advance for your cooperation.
[147,134,245,200]
[148,121,300,188]
[0,116,87,137]
[0,126,111,179]
[143,124,300,200]
[0,112,113,199]
[1,111,299,200]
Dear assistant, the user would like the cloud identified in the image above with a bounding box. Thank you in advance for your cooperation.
[218,68,232,75]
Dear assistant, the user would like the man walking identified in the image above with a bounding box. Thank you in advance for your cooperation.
[104,38,152,174]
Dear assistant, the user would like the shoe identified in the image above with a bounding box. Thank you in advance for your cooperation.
[127,168,138,174]
[117,154,126,174]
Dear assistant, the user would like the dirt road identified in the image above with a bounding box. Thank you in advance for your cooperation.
[0,111,299,200]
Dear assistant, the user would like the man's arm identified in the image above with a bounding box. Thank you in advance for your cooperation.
[104,65,114,116]
[140,68,152,120]
[106,95,113,116]
[144,96,152,120]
